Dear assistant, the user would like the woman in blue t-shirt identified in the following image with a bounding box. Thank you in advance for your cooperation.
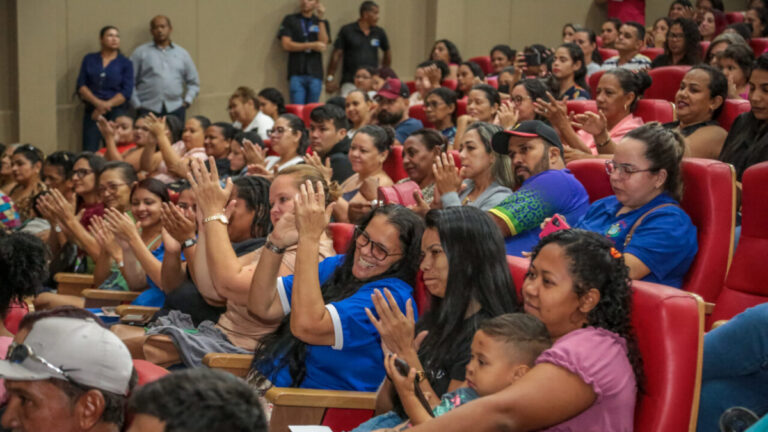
[249,189,424,391]
[574,122,698,288]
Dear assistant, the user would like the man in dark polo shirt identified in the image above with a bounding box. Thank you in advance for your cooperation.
[308,104,354,183]
[326,1,391,96]
[278,0,330,104]
[375,78,423,145]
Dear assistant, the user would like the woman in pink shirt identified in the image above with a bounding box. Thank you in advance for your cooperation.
[407,229,641,432]
[536,68,651,162]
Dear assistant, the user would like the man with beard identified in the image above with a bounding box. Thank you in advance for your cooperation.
[374,78,423,145]
[488,121,590,256]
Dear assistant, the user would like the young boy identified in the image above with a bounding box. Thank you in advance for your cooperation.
[383,313,552,429]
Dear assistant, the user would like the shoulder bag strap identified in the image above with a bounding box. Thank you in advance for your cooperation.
[623,203,677,249]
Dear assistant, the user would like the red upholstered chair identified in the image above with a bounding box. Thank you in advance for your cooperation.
[408,104,433,128]
[699,41,710,58]
[133,359,170,386]
[566,159,613,203]
[647,66,691,102]
[383,145,408,182]
[441,79,458,91]
[4,302,27,335]
[468,56,493,75]
[505,256,705,432]
[726,11,745,23]
[588,69,605,98]
[710,161,768,326]
[679,158,736,303]
[565,100,597,116]
[634,99,675,123]
[328,222,354,254]
[640,47,664,61]
[285,104,304,118]
[486,76,498,89]
[718,99,751,131]
[598,47,619,60]
[448,150,461,167]
[749,38,768,56]
[406,80,416,95]
[302,102,324,127]
[456,98,467,116]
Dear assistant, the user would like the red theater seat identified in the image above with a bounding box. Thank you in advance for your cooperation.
[749,38,768,56]
[634,99,675,123]
[383,145,408,182]
[285,104,304,118]
[598,47,619,61]
[328,222,354,254]
[566,159,613,203]
[468,56,493,75]
[647,66,691,102]
[442,79,458,91]
[710,161,768,325]
[456,98,467,116]
[588,70,605,98]
[640,47,664,61]
[409,104,433,128]
[718,99,751,131]
[302,102,324,127]
[726,11,745,24]
[406,80,416,95]
[699,41,710,58]
[486,76,498,89]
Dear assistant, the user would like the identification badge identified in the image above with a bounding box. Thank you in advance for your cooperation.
[371,38,380,47]
[309,24,319,33]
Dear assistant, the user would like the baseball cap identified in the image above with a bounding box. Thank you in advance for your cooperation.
[376,78,410,100]
[0,317,133,395]
[491,120,564,156]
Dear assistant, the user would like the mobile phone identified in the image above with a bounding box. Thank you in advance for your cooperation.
[540,214,570,239]
[394,357,411,377]
[524,52,541,67]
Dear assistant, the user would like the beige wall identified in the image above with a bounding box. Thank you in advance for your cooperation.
[0,0,753,153]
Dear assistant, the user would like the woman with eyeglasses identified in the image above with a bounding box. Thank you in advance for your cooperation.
[424,88,457,146]
[263,113,308,174]
[9,145,46,222]
[350,206,520,431]
[651,18,703,68]
[547,123,697,288]
[249,187,425,391]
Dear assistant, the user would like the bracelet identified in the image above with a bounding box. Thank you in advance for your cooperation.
[265,239,286,255]
[596,136,612,148]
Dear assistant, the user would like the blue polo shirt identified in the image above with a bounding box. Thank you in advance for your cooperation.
[489,169,590,257]
[395,118,424,144]
[75,52,134,102]
[576,193,698,288]
[262,255,416,391]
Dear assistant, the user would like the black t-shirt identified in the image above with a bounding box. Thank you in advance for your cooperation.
[322,137,354,184]
[334,22,389,83]
[719,112,768,181]
[277,13,331,79]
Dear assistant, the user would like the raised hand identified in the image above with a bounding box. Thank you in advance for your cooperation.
[295,180,334,241]
[145,113,168,138]
[161,202,196,243]
[365,288,416,356]
[96,116,116,140]
[90,215,123,260]
[571,110,608,137]
[497,100,520,129]
[433,152,462,194]
[103,207,140,241]
[533,92,569,131]
[187,158,233,219]
[242,138,267,167]
[304,152,333,183]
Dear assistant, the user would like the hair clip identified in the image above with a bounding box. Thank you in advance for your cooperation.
[610,247,622,259]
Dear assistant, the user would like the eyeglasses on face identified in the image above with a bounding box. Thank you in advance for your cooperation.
[605,159,656,178]
[98,182,127,194]
[267,127,292,136]
[73,168,93,178]
[354,226,402,261]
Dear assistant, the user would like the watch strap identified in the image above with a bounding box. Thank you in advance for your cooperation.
[265,240,287,254]
[181,238,197,249]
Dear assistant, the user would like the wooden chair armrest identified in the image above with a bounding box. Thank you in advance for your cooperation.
[54,273,94,296]
[265,387,377,410]
[711,319,729,329]
[704,302,715,315]
[81,289,140,301]
[202,353,253,378]
[115,305,160,316]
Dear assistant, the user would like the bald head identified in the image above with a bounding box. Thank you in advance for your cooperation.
[150,15,172,45]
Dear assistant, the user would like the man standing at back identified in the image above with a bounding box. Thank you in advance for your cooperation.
[278,0,330,104]
[326,1,391,96]
[131,15,200,121]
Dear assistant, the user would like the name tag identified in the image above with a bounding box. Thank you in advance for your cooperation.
[309,24,319,33]
[371,38,380,47]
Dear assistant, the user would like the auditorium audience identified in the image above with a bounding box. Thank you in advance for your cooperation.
[399,128,445,206]
[42,151,75,204]
[541,68,649,158]
[249,201,424,391]
[551,43,591,100]
[131,15,199,121]
[651,17,702,67]
[665,65,727,159]
[228,131,262,178]
[698,8,726,42]
[9,144,46,222]
[76,25,133,152]
[257,113,308,176]
[600,17,623,49]
[257,87,288,124]
[456,61,485,99]
[430,39,462,81]
[128,368,268,432]
[229,87,274,141]
[425,88,458,145]
[202,122,235,178]
[327,1,391,96]
[307,104,354,184]
[345,88,375,137]
[455,84,500,149]
[488,121,590,256]
[278,0,329,105]
[669,0,695,19]
[719,53,768,183]
[97,115,148,172]
[601,22,652,70]
[374,78,424,145]
[410,61,448,106]
[724,22,754,42]
[434,122,514,211]
[573,123,698,288]
[406,229,642,432]
[704,31,748,64]
[562,23,578,43]
[716,43,754,100]
[354,66,378,98]
[351,206,520,431]
[506,78,551,125]
[96,113,136,156]
[142,114,208,184]
[334,125,394,223]
[746,6,768,38]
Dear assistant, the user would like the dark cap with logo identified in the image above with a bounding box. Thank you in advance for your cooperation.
[491,120,564,155]
[376,78,410,100]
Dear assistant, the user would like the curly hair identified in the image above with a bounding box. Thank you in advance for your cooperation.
[0,232,48,314]
[530,229,644,391]
[664,18,702,65]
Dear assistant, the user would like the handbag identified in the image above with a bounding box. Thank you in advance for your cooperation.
[378,181,423,207]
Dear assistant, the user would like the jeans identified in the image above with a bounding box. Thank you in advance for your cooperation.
[698,304,768,431]
[289,75,322,104]
[137,104,186,123]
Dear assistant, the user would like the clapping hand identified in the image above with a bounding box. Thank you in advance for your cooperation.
[187,158,233,219]
[294,180,334,241]
[571,110,608,136]
[433,153,462,194]
[304,152,333,183]
[242,139,267,167]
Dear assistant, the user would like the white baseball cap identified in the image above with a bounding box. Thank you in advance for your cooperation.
[0,317,133,395]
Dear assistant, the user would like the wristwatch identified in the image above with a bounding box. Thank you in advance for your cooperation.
[203,214,229,225]
[181,238,197,250]
[265,239,287,254]
[326,75,334,82]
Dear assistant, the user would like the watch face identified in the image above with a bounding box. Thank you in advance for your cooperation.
[220,215,229,224]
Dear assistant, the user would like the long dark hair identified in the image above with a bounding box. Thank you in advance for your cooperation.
[577,28,602,64]
[557,42,588,90]
[665,18,702,65]
[258,88,287,115]
[513,78,551,122]
[530,229,644,390]
[417,207,520,379]
[279,113,310,155]
[432,39,462,64]
[251,205,425,386]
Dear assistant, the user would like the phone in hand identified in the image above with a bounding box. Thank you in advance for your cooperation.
[524,52,541,67]
[540,214,570,239]
[394,357,411,377]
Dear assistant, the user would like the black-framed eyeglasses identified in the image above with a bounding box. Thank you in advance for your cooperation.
[7,342,72,381]
[73,168,93,178]
[267,127,292,136]
[605,160,656,178]
[354,227,402,261]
